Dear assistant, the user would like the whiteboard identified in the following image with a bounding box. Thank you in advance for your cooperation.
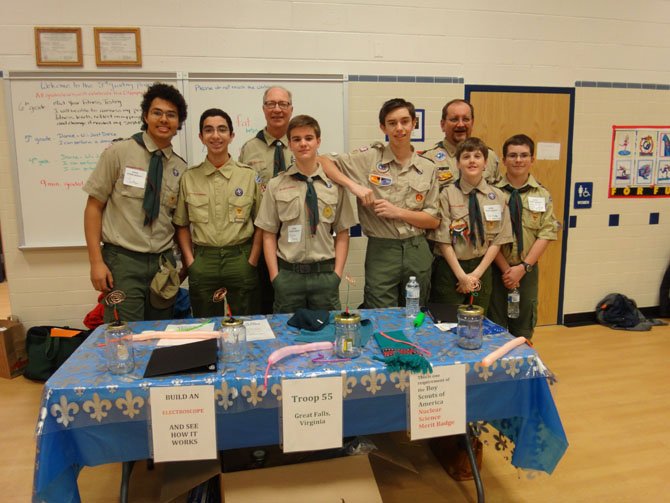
[184,73,346,164]
[4,72,184,248]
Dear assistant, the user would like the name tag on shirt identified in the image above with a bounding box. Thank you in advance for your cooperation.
[288,225,302,243]
[123,167,147,188]
[483,205,502,221]
[528,196,546,212]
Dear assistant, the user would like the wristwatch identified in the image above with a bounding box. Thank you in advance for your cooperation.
[521,261,533,273]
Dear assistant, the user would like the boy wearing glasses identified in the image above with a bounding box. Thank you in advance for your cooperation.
[84,82,188,322]
[239,86,294,313]
[173,109,260,317]
[488,134,558,338]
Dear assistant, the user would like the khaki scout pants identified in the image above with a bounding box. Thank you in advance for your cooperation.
[488,265,539,339]
[364,236,432,308]
[101,244,175,323]
[188,243,259,318]
[430,256,493,312]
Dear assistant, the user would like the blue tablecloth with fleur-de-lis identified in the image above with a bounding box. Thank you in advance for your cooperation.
[33,308,567,502]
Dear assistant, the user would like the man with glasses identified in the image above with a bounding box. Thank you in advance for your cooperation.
[239,86,294,313]
[487,134,558,339]
[84,82,188,322]
[422,99,500,190]
[174,109,260,317]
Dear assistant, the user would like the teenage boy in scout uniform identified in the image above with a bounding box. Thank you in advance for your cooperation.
[255,115,356,313]
[431,137,512,311]
[422,99,500,190]
[488,134,558,338]
[84,83,188,322]
[174,109,260,317]
[239,86,294,314]
[320,98,440,308]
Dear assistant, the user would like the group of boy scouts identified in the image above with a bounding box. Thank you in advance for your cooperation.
[84,83,558,340]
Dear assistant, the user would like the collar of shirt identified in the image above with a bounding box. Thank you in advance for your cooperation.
[142,131,174,159]
[285,163,332,185]
[202,157,235,179]
[459,177,492,196]
[380,144,426,174]
[496,173,540,190]
[259,128,288,148]
[439,138,458,157]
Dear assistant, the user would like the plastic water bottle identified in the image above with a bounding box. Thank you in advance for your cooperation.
[507,288,520,319]
[405,276,420,319]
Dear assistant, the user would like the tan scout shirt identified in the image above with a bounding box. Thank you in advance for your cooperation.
[173,157,259,247]
[495,174,559,264]
[255,164,357,264]
[332,142,439,239]
[421,140,500,190]
[432,178,513,260]
[238,128,293,191]
[84,132,186,253]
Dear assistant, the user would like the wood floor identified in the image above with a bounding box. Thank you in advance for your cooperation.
[2,316,669,502]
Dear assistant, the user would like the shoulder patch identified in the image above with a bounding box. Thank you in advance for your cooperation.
[371,141,384,150]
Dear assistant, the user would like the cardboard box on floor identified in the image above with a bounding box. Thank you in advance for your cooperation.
[0,317,27,379]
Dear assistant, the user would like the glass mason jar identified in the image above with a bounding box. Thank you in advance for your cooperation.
[104,321,135,374]
[219,317,247,363]
[457,304,484,350]
[334,312,362,358]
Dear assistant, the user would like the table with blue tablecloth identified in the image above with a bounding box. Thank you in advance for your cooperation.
[33,308,567,502]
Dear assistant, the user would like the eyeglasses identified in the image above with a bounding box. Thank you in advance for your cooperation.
[263,101,292,110]
[506,153,532,160]
[149,108,179,120]
[202,126,230,135]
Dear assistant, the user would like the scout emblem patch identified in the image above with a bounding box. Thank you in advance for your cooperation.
[323,205,334,219]
[436,151,446,161]
[369,173,393,186]
[172,168,180,177]
[376,162,390,173]
[234,206,245,222]
[415,193,424,203]
[450,219,470,246]
[234,187,244,197]
[487,192,496,200]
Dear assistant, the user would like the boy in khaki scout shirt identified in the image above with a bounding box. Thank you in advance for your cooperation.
[320,98,440,309]
[255,115,356,314]
[488,134,558,338]
[431,137,512,311]
[84,83,188,322]
[173,109,261,317]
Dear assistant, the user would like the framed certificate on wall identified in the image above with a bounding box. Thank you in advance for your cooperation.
[34,27,83,67]
[94,27,142,67]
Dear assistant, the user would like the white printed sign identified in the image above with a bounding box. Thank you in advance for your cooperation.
[408,365,466,440]
[281,376,343,452]
[149,385,217,462]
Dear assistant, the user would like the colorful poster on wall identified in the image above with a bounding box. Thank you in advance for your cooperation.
[610,126,670,198]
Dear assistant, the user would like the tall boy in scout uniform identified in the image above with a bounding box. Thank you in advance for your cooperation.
[431,137,512,311]
[173,109,261,317]
[320,98,440,308]
[421,99,500,190]
[255,115,356,313]
[239,86,294,314]
[488,134,558,338]
[84,83,188,322]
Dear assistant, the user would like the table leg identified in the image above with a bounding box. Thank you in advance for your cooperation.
[463,426,485,503]
[120,460,135,503]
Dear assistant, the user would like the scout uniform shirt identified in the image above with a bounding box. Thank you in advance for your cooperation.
[495,173,558,264]
[238,128,293,193]
[421,139,500,190]
[432,178,513,260]
[255,164,357,264]
[331,142,439,239]
[84,132,186,253]
[173,157,259,246]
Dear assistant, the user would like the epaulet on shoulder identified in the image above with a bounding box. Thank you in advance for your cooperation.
[370,141,384,150]
[173,152,187,164]
[237,161,253,170]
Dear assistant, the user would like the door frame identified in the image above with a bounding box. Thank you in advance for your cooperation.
[465,85,575,324]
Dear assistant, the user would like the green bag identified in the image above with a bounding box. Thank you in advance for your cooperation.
[24,326,90,381]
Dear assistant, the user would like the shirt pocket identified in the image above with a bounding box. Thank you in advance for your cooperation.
[162,185,179,211]
[407,175,431,210]
[317,190,338,224]
[522,203,543,230]
[186,193,209,223]
[276,190,301,223]
[228,194,253,223]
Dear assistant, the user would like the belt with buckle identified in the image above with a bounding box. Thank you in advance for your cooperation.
[278,258,335,274]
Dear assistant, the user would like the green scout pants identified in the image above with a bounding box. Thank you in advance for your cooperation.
[272,260,341,314]
[101,244,175,323]
[488,264,539,339]
[364,236,432,309]
[188,243,259,317]
[430,256,493,312]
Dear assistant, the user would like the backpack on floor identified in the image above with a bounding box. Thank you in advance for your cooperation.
[596,293,655,331]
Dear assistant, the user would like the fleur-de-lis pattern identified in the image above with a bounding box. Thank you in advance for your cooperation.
[389,370,411,391]
[241,379,266,406]
[50,395,79,428]
[271,383,282,401]
[361,369,386,394]
[83,393,113,422]
[115,390,144,418]
[215,381,238,410]
[342,371,357,397]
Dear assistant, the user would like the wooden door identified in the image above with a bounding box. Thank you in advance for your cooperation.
[467,88,572,325]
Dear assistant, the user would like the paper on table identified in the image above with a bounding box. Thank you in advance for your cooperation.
[243,319,275,341]
[155,323,217,346]
[435,323,458,332]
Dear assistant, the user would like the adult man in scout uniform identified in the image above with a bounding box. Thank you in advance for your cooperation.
[174,109,261,317]
[320,98,440,308]
[431,137,512,311]
[422,99,500,190]
[488,134,558,338]
[255,115,356,313]
[84,83,188,322]
[239,86,294,313]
